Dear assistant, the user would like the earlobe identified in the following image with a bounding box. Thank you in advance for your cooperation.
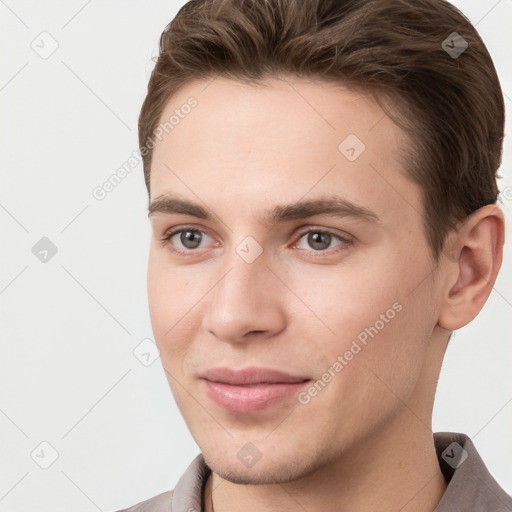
[438,205,505,331]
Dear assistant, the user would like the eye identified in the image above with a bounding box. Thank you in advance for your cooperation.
[161,227,215,253]
[160,226,352,257]
[294,229,351,253]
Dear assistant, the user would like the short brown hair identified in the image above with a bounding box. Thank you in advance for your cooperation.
[139,0,505,259]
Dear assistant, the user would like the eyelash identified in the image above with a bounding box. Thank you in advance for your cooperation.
[160,226,352,257]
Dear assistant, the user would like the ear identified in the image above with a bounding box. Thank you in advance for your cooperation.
[438,204,505,331]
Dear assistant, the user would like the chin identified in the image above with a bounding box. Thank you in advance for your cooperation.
[203,448,321,486]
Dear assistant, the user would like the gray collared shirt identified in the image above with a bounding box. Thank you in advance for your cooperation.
[115,432,512,511]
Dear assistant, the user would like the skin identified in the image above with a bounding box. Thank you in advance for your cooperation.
[146,75,504,512]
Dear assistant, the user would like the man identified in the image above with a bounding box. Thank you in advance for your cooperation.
[117,0,511,510]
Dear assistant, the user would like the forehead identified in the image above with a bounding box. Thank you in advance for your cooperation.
[149,76,421,229]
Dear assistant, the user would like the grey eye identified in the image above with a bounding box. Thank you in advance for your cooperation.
[180,230,203,249]
[305,231,333,251]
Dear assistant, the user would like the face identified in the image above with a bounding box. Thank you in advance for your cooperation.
[147,75,444,484]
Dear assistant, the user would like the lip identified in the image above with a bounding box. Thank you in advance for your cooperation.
[201,366,311,414]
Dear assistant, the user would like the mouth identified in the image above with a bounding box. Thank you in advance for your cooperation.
[200,366,311,414]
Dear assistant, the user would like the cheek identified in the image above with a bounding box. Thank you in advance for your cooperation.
[295,251,433,383]
[342,273,436,402]
[147,255,192,359]
[147,259,169,334]
[289,258,403,342]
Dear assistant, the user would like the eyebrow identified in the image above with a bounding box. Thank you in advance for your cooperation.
[148,194,380,225]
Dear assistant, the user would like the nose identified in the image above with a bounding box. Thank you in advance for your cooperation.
[202,248,287,345]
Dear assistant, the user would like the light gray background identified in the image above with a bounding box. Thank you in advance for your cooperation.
[0,1,511,511]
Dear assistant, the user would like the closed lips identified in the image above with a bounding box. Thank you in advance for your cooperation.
[202,368,312,414]
[201,366,310,385]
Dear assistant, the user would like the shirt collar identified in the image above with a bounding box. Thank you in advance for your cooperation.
[433,432,512,511]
